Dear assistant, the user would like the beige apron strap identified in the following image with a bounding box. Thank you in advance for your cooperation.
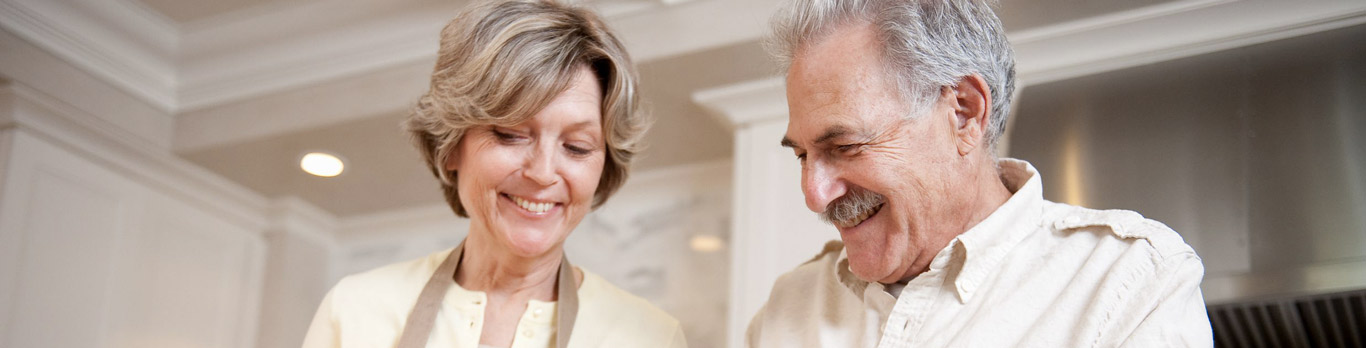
[395,242,465,348]
[555,255,578,348]
[396,241,579,348]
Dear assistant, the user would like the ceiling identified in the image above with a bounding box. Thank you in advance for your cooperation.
[5,0,1362,218]
[164,0,1173,217]
[137,0,303,23]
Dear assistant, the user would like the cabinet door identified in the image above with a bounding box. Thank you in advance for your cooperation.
[0,129,267,348]
[0,130,146,347]
[105,191,264,348]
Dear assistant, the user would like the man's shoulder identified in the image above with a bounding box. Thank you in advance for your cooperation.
[781,240,846,286]
[1041,201,1198,262]
[760,239,863,312]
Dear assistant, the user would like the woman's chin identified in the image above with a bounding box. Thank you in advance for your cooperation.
[500,228,565,258]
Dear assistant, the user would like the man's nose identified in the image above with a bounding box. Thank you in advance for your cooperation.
[802,162,846,213]
[523,143,559,186]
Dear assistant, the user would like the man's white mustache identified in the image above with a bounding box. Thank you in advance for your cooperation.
[821,187,886,227]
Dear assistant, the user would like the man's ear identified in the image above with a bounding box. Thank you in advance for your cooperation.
[948,74,991,157]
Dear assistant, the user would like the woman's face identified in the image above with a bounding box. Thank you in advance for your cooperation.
[448,65,606,258]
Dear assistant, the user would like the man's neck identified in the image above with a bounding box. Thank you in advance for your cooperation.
[893,156,1012,284]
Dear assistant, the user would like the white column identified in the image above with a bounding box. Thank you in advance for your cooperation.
[694,78,837,348]
[257,197,339,348]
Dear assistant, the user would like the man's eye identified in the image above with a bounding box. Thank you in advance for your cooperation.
[835,144,862,155]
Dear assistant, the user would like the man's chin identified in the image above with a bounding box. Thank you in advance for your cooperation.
[846,258,892,284]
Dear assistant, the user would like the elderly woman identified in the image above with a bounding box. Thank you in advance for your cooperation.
[301,1,685,347]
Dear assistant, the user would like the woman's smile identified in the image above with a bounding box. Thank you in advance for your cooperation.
[501,192,561,215]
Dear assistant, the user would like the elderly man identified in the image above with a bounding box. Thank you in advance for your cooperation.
[746,0,1213,347]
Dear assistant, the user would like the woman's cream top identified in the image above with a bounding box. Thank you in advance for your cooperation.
[302,248,687,348]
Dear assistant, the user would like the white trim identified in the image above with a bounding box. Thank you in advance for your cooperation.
[235,234,267,348]
[269,196,340,246]
[173,0,457,111]
[2,0,1362,142]
[0,0,178,111]
[176,28,439,111]
[692,77,788,130]
[1008,0,1234,44]
[0,83,271,232]
[1014,1,1366,85]
[72,0,178,53]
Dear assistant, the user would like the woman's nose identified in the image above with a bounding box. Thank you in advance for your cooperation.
[523,143,559,186]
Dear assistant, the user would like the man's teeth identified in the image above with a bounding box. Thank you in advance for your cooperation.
[511,195,553,213]
[839,204,882,228]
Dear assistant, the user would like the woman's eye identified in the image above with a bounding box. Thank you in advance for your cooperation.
[564,144,593,156]
[492,129,527,143]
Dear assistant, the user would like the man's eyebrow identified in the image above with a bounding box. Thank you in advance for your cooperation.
[814,125,852,145]
[780,125,854,149]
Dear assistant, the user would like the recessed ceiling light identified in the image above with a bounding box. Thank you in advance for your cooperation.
[300,152,344,177]
[690,234,725,253]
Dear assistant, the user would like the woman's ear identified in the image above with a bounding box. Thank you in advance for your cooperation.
[949,74,991,157]
[443,148,461,172]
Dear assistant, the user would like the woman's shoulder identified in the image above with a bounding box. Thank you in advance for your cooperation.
[327,248,455,312]
[573,269,685,346]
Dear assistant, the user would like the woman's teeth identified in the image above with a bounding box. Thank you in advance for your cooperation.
[510,195,553,213]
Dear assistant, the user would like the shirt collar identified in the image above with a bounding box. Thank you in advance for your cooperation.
[836,158,1046,304]
[950,158,1044,303]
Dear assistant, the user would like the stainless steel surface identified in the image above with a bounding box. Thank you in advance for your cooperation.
[1009,23,1366,302]
[1207,289,1366,347]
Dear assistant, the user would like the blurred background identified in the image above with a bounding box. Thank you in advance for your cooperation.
[0,0,1363,347]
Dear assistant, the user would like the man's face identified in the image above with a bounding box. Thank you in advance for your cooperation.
[782,23,967,284]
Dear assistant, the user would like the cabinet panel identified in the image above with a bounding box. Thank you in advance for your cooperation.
[109,193,264,348]
[0,131,143,347]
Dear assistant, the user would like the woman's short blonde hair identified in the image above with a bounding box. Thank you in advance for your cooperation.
[404,0,646,217]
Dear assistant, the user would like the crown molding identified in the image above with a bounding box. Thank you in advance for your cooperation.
[1014,0,1366,85]
[0,0,178,111]
[691,77,787,130]
[0,82,270,231]
[1008,0,1235,44]
[175,8,450,111]
[4,0,1364,127]
[1,0,742,115]
[691,0,1366,134]
[269,196,340,246]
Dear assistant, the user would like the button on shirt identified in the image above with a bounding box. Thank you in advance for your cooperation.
[448,280,557,348]
[746,159,1213,347]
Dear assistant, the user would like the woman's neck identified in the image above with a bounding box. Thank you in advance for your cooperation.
[454,230,562,302]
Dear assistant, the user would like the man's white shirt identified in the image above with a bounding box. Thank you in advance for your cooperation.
[746,159,1213,348]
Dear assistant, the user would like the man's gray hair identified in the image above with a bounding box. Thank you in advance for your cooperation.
[768,0,1016,149]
